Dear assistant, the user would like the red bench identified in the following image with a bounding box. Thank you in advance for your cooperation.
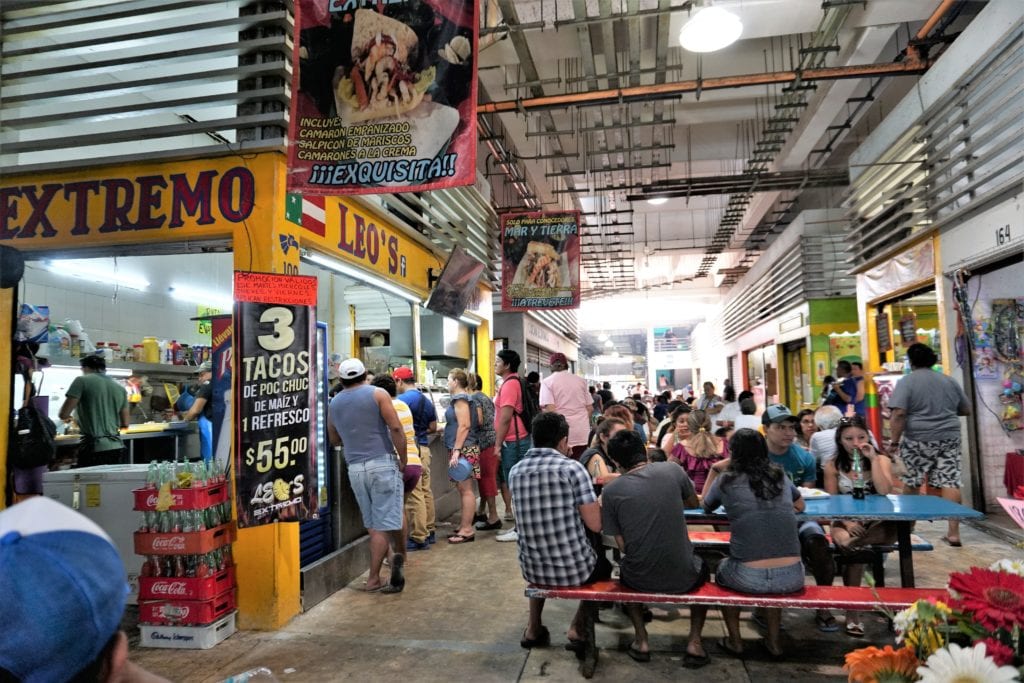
[526,580,946,611]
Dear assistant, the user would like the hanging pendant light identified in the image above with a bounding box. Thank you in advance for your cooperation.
[679,2,743,53]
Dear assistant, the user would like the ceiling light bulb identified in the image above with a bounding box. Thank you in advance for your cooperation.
[646,197,669,206]
[598,333,609,342]
[679,5,743,53]
[612,350,620,358]
[604,339,614,348]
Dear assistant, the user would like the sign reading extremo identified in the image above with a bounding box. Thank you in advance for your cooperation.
[289,0,478,195]
[500,211,581,312]
[234,272,319,528]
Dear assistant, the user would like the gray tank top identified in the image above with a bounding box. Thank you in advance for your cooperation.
[329,384,394,464]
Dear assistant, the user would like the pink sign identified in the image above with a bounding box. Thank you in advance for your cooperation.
[996,497,1024,529]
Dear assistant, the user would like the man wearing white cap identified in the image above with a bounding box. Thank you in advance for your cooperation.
[328,358,409,593]
[0,497,169,682]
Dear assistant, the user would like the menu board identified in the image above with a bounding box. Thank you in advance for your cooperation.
[234,272,319,527]
[876,314,893,353]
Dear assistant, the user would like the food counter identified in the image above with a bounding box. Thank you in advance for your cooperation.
[56,421,199,465]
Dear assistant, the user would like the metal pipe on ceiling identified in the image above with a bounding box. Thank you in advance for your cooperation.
[478,50,930,114]
[916,0,958,40]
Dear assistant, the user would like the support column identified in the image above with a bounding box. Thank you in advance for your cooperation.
[230,154,302,629]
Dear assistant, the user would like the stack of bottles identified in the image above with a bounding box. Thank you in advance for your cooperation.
[133,460,238,649]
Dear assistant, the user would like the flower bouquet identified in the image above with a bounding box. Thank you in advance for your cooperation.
[843,559,1023,682]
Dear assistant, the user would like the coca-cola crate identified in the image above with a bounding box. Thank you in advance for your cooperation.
[138,566,236,601]
[140,611,236,649]
[134,523,235,556]
[132,482,228,511]
[138,588,236,626]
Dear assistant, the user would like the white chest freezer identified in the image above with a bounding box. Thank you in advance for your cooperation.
[44,464,149,603]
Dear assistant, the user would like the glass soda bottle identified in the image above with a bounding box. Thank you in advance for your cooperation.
[851,447,866,500]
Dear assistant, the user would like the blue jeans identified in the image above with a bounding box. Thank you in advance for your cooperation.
[498,436,532,485]
[347,455,403,531]
[716,558,805,594]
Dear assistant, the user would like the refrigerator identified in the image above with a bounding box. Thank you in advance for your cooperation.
[44,464,149,603]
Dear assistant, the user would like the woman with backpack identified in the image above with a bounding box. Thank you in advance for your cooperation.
[445,369,483,544]
[469,373,502,532]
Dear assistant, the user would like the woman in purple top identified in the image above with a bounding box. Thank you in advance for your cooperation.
[668,410,727,493]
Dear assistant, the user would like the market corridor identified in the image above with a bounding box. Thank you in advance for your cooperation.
[128,516,1020,682]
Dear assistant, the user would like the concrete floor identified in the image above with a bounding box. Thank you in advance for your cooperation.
[130,515,1021,682]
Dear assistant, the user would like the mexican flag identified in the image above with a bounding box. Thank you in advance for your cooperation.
[285,193,326,237]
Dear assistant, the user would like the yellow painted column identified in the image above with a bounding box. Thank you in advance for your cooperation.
[476,319,493,395]
[0,287,12,510]
[230,153,301,630]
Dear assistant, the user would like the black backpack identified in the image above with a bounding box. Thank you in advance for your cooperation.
[13,403,57,469]
[514,375,540,437]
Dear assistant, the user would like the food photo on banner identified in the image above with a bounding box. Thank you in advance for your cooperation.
[289,0,478,195]
[500,211,581,311]
[424,245,485,319]
[234,271,319,527]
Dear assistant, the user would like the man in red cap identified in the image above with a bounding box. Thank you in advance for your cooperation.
[539,352,592,459]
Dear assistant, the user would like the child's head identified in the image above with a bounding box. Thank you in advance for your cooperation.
[714,426,734,441]
[647,447,668,463]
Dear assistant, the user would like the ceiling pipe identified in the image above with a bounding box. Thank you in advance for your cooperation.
[477,49,930,114]
[915,0,958,40]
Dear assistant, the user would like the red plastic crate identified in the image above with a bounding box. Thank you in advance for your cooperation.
[134,523,235,556]
[133,482,228,511]
[139,566,235,601]
[138,589,236,626]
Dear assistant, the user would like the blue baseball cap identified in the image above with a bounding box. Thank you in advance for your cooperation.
[0,498,128,683]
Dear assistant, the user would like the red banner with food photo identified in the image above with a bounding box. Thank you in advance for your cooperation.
[289,0,478,195]
[500,211,581,312]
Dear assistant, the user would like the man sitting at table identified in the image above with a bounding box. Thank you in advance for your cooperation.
[602,430,710,668]
[510,411,606,678]
[762,403,839,633]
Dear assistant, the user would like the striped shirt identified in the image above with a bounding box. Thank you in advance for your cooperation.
[392,400,420,466]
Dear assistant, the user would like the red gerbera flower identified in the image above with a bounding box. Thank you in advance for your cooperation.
[979,638,1016,667]
[948,567,1024,632]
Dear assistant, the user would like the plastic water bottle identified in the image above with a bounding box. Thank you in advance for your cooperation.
[851,447,866,500]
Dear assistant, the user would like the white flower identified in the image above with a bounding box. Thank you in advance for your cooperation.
[989,558,1024,577]
[916,643,1020,683]
[892,604,916,638]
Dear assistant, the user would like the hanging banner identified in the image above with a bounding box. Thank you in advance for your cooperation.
[500,211,581,312]
[210,316,233,477]
[234,272,319,527]
[288,1,478,196]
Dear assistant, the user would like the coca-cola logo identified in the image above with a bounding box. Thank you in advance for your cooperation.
[151,536,186,551]
[144,494,184,507]
[159,605,190,619]
[150,582,189,597]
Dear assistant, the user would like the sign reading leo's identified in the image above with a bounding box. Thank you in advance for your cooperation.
[0,166,255,242]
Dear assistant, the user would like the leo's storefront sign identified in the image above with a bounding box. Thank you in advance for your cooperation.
[0,154,280,250]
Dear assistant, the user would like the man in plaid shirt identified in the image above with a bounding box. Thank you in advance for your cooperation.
[510,412,605,676]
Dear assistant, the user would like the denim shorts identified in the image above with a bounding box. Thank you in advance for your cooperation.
[497,436,532,484]
[716,557,805,595]
[347,455,403,531]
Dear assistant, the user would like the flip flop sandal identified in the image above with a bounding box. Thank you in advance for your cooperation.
[682,651,711,669]
[845,622,865,637]
[361,583,384,593]
[627,645,651,663]
[448,533,475,544]
[379,584,403,594]
[815,614,840,632]
[520,626,550,649]
[941,536,963,547]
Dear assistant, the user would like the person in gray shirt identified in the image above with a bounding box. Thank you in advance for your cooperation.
[888,343,971,546]
[602,430,710,669]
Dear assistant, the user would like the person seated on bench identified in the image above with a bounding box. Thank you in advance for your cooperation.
[701,428,806,659]
[602,430,711,669]
[579,417,628,578]
[823,415,897,638]
[509,412,606,676]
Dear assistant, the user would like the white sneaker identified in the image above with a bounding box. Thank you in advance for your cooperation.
[496,527,518,542]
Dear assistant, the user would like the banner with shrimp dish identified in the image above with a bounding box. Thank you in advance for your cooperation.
[500,211,581,312]
[289,0,478,195]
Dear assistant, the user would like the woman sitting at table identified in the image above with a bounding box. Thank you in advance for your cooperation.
[659,406,691,452]
[702,429,805,659]
[823,415,896,637]
[668,410,728,494]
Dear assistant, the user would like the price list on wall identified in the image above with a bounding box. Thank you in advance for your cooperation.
[233,271,319,527]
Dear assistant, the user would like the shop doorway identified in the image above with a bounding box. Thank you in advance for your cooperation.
[783,340,807,410]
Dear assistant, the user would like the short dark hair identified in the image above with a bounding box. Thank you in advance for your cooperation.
[723,386,736,402]
[737,390,754,403]
[497,349,521,372]
[341,373,366,388]
[907,343,938,369]
[602,381,611,390]
[607,430,647,470]
[79,354,106,371]
[740,398,757,415]
[851,361,863,370]
[837,360,852,373]
[647,447,668,463]
[526,371,540,384]
[371,375,397,397]
[531,411,568,449]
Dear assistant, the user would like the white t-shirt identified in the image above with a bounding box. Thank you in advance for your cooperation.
[734,414,762,432]
[715,401,740,430]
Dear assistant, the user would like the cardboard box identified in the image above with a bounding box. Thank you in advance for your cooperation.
[134,523,235,555]
[139,612,236,649]
[138,589,236,626]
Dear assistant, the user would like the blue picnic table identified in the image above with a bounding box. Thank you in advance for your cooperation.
[685,494,984,588]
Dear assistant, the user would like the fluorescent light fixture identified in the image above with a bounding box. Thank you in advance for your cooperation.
[45,260,149,291]
[169,284,233,311]
[679,4,742,53]
[598,333,609,342]
[458,315,481,327]
[304,252,423,304]
[646,197,669,206]
[604,339,614,348]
